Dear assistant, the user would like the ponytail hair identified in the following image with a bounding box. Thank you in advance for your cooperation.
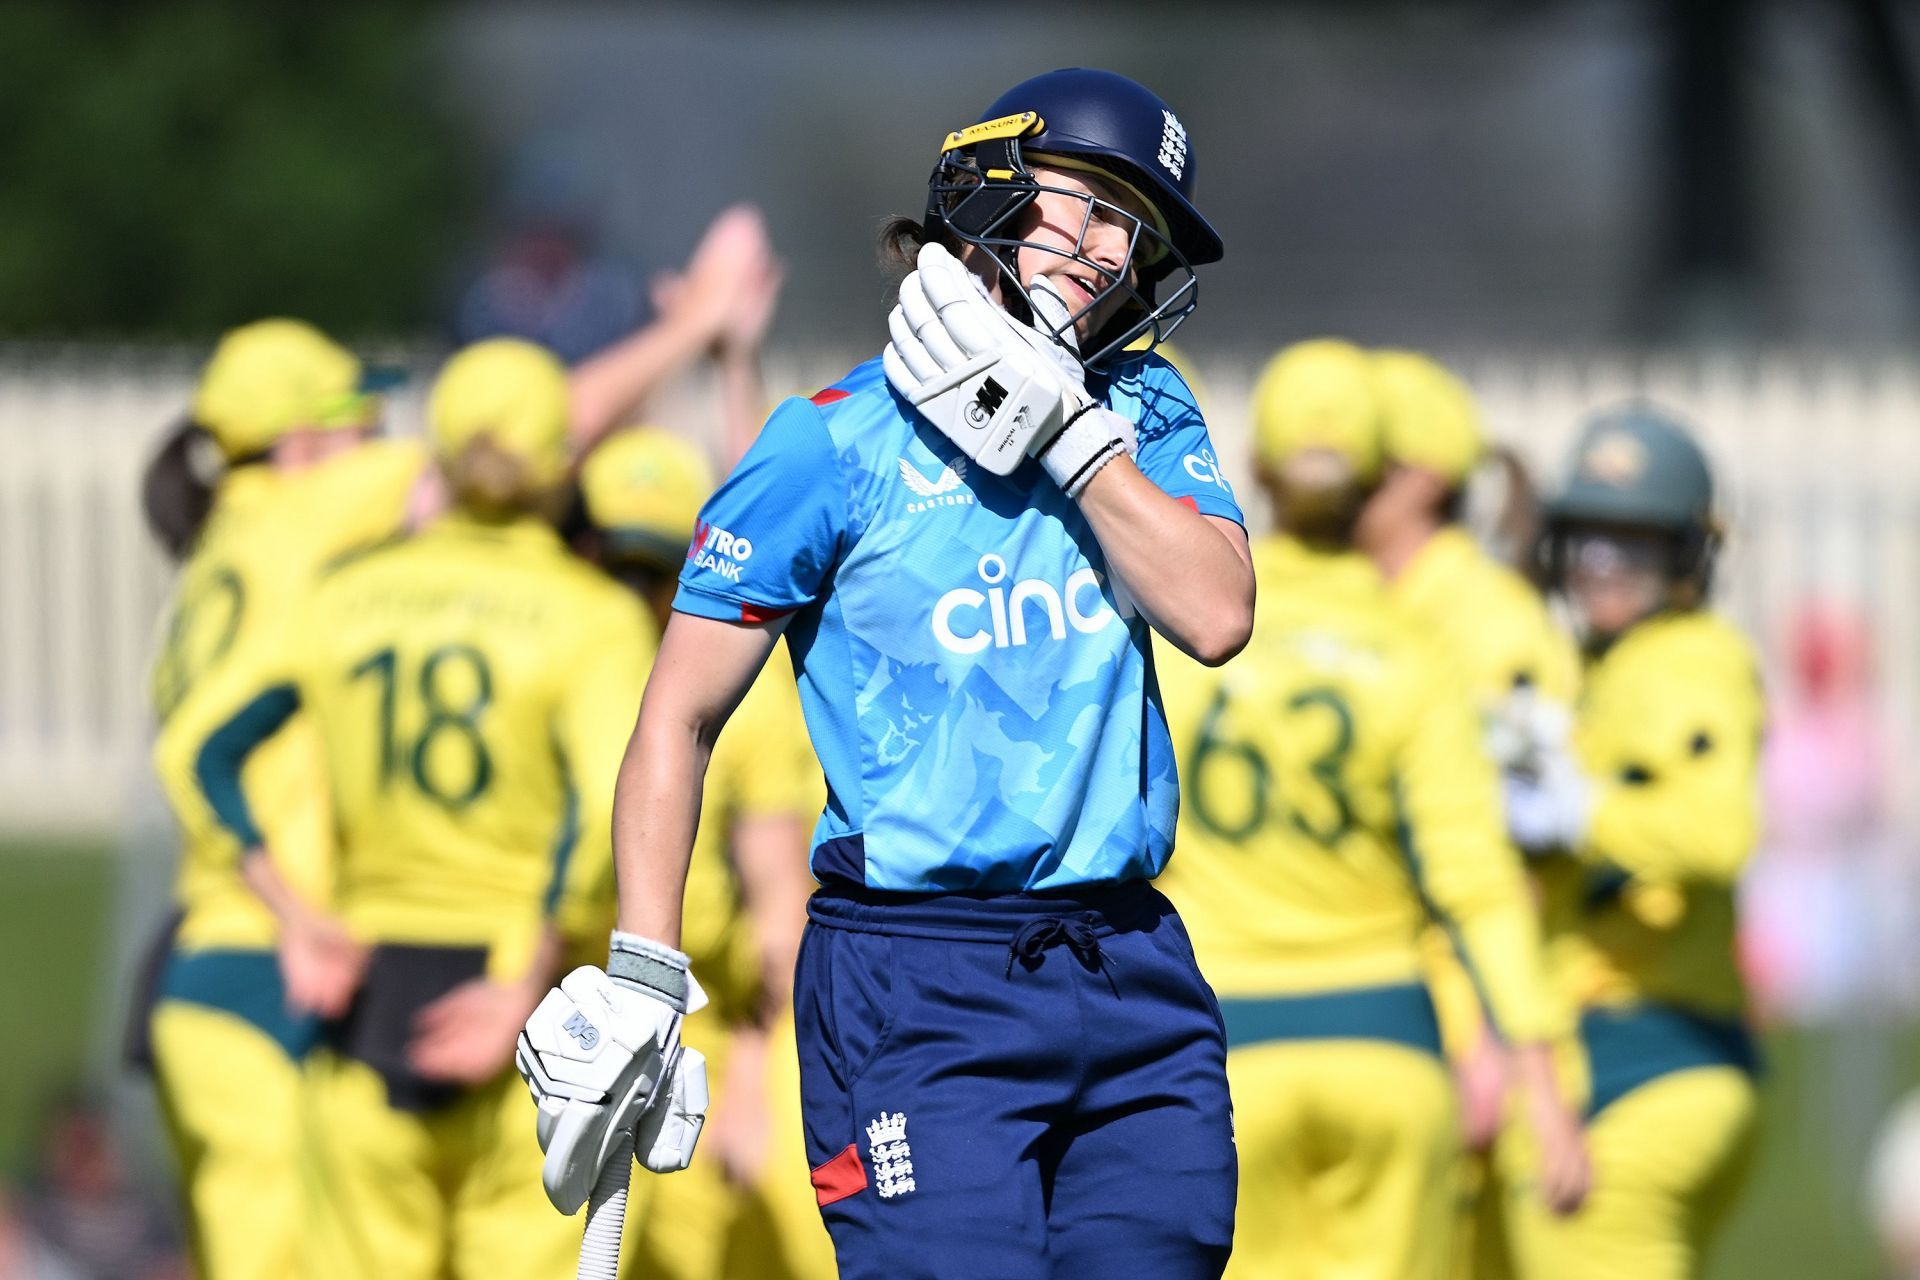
[877,215,960,279]
[442,435,556,522]
[1477,444,1546,579]
[141,418,223,561]
[1266,451,1369,547]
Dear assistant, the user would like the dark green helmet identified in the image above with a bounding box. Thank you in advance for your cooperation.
[1540,402,1719,595]
[1547,403,1713,532]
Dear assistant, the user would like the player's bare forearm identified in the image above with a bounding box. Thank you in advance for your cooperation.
[612,612,784,947]
[1075,458,1254,665]
[238,848,320,928]
[717,347,768,472]
[573,204,777,455]
[1513,1039,1592,1214]
[612,696,712,951]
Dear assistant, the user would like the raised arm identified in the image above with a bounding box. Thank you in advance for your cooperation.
[568,205,777,452]
[713,235,784,471]
[880,243,1252,665]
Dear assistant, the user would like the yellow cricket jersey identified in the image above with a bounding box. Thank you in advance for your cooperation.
[1542,611,1763,1019]
[1392,526,1578,1056]
[1160,535,1560,1042]
[1392,526,1579,709]
[239,514,655,981]
[152,440,425,950]
[680,646,823,1024]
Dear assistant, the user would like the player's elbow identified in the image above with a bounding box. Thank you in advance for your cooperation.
[1193,571,1255,666]
[1185,596,1254,667]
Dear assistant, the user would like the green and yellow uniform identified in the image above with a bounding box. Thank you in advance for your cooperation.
[260,512,649,1280]
[1506,611,1762,1280]
[1393,526,1579,1280]
[1394,526,1579,714]
[1375,349,1579,1280]
[196,340,650,1280]
[736,1002,842,1280]
[1160,534,1562,1280]
[147,317,422,1280]
[1376,351,1578,1067]
[1395,526,1578,1061]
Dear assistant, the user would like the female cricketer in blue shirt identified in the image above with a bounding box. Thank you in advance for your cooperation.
[519,68,1254,1279]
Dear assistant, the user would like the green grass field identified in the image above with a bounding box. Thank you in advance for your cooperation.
[1706,1022,1913,1280]
[0,839,116,1178]
[0,838,1897,1275]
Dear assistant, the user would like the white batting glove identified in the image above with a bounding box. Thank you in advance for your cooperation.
[1503,745,1592,857]
[515,934,710,1214]
[1485,688,1574,778]
[884,243,1134,494]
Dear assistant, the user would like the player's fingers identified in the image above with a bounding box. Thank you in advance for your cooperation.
[914,263,1004,358]
[912,252,1009,357]
[412,983,481,1031]
[937,294,1005,361]
[899,276,968,369]
[917,244,986,313]
[883,344,927,404]
[1546,1145,1590,1215]
[887,308,943,384]
[915,239,961,277]
[1026,276,1079,352]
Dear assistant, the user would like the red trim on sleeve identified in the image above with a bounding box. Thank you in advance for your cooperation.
[1176,495,1200,512]
[811,1142,868,1206]
[740,603,796,624]
[810,387,851,406]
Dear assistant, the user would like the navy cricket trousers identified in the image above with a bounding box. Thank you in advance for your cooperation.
[794,880,1237,1280]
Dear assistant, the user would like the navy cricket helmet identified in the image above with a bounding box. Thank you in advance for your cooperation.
[923,68,1224,369]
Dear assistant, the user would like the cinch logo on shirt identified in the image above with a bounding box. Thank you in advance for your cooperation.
[931,553,1132,654]
[1182,447,1232,493]
[688,519,754,582]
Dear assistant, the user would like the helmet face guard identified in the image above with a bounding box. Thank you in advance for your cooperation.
[925,117,1198,371]
[1537,517,1717,647]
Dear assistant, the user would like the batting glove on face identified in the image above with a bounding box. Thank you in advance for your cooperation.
[884,242,1134,495]
[515,934,710,1214]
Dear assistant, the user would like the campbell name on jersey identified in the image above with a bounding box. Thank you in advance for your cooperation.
[674,353,1242,894]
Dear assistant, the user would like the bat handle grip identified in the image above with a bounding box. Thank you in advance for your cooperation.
[576,1131,635,1280]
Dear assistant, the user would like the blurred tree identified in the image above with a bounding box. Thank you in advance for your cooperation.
[0,2,469,338]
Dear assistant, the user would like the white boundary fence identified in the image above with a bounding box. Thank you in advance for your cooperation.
[1,347,1915,835]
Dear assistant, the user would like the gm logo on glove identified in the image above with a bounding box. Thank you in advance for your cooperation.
[965,378,1008,428]
[563,1011,601,1051]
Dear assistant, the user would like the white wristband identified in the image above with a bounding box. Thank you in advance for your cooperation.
[1038,405,1136,497]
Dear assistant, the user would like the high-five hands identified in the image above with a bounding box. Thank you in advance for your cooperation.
[884,243,1134,495]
